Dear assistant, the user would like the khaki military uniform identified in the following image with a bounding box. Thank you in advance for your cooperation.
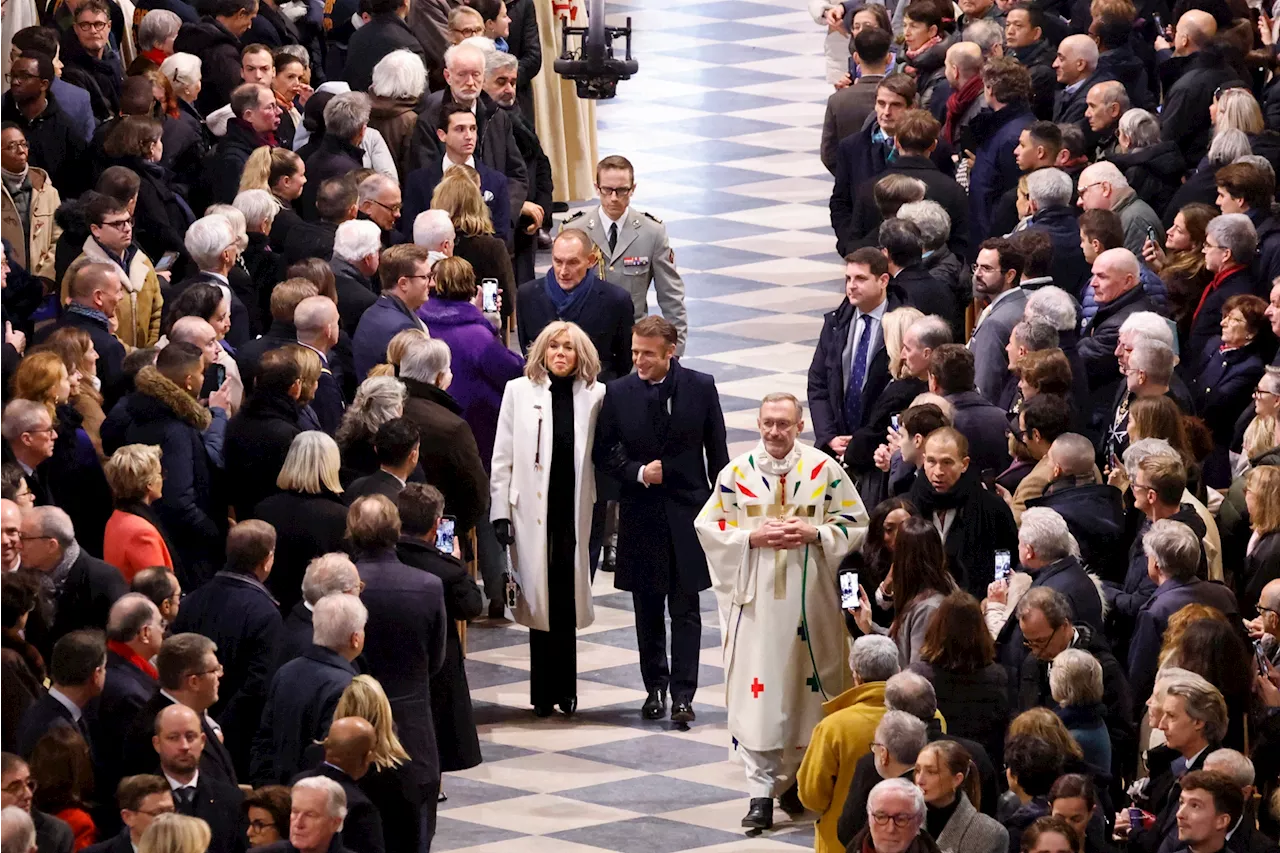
[561,205,688,354]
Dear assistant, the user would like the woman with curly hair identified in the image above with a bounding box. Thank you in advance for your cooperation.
[335,375,409,486]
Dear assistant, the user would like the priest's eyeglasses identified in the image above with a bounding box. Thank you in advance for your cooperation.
[870,812,916,828]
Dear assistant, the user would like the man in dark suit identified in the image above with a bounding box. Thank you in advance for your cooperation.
[153,704,246,853]
[1052,35,1110,126]
[163,215,254,349]
[282,177,357,267]
[277,554,364,668]
[171,521,283,780]
[88,595,164,813]
[401,105,511,245]
[0,752,75,853]
[342,0,426,93]
[516,229,634,382]
[294,296,345,434]
[1,401,57,508]
[15,630,105,758]
[18,506,126,646]
[879,219,961,338]
[82,775,175,853]
[122,633,237,787]
[351,244,432,380]
[292,717,384,853]
[928,344,1012,475]
[819,27,891,175]
[807,246,912,464]
[345,418,419,506]
[349,495,446,849]
[1130,520,1240,703]
[594,316,728,722]
[252,594,364,786]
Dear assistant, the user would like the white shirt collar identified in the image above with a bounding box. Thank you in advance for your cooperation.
[599,205,629,231]
[48,688,81,722]
[164,769,199,791]
[297,340,329,363]
[304,600,314,613]
[855,298,889,324]
[381,467,407,486]
[443,152,476,171]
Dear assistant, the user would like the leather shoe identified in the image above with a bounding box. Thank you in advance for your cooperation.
[641,689,667,720]
[742,798,773,829]
[670,701,695,723]
[533,704,554,718]
[558,696,577,715]
[777,782,804,817]
[487,599,505,620]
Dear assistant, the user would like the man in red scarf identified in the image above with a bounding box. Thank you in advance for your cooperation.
[92,593,165,812]
[1184,213,1258,377]
[941,42,984,148]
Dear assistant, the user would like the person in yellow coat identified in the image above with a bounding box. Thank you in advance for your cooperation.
[797,635,898,853]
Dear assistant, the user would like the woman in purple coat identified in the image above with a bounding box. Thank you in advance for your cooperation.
[417,256,524,469]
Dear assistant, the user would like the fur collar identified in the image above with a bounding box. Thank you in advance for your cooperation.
[79,235,150,294]
[134,366,211,430]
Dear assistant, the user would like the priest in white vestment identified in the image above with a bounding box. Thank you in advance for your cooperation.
[695,392,868,830]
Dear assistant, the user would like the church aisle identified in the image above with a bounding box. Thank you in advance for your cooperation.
[432,1,840,848]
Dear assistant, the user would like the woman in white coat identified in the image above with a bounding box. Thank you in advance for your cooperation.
[490,320,605,717]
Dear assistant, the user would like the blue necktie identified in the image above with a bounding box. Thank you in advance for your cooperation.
[844,314,873,430]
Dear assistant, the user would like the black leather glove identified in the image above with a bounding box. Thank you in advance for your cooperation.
[493,518,514,547]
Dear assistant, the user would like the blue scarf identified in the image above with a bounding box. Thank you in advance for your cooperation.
[544,266,598,323]
[64,302,110,328]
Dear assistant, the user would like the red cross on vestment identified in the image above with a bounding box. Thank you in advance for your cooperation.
[750,678,764,698]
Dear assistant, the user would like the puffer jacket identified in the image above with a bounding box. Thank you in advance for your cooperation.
[1105,141,1186,221]
[1080,264,1169,327]
[0,167,61,280]
[60,237,163,349]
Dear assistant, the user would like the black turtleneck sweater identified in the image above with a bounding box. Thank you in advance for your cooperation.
[926,795,960,840]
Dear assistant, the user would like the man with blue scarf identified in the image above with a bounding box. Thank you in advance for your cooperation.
[515,229,633,382]
[37,262,127,407]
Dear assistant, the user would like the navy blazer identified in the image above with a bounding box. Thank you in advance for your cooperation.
[356,549,447,785]
[86,651,158,799]
[401,158,511,244]
[251,646,359,786]
[293,764,385,853]
[277,601,314,667]
[1129,578,1239,704]
[184,770,246,853]
[352,296,424,381]
[170,571,283,779]
[515,277,634,381]
[15,693,81,758]
[807,286,909,452]
[594,360,729,596]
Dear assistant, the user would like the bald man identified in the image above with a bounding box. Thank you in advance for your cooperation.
[1251,578,1280,666]
[152,704,245,853]
[1077,248,1155,392]
[944,43,985,136]
[1083,81,1128,157]
[169,316,243,415]
[38,262,128,406]
[1052,34,1106,125]
[292,717,385,853]
[1160,10,1239,164]
[91,594,164,797]
[294,296,345,434]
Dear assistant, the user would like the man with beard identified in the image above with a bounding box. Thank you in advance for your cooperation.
[483,51,553,283]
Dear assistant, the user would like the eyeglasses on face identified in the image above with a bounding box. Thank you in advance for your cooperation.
[2,778,35,795]
[870,812,916,828]
[100,217,134,231]
[597,185,634,198]
[2,140,30,152]
[75,19,110,31]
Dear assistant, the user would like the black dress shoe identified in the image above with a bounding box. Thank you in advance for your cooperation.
[641,689,667,720]
[558,696,577,715]
[777,782,804,817]
[670,700,695,723]
[533,704,555,717]
[488,599,505,620]
[742,798,773,829]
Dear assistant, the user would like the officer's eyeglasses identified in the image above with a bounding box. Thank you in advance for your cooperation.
[597,185,634,198]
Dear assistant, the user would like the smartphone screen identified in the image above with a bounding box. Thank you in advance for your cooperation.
[482,279,499,312]
[155,251,179,272]
[994,550,1011,582]
[890,414,900,431]
[840,572,859,609]
[1256,642,1270,675]
[200,363,226,401]
[981,467,998,491]
[436,516,456,553]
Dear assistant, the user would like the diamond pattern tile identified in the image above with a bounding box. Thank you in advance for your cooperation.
[434,0,845,845]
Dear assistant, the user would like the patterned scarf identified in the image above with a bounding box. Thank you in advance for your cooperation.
[905,36,941,60]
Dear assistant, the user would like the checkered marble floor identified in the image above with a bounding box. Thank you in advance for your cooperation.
[433,2,839,849]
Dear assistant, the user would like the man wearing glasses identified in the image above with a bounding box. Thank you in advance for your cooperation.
[850,777,933,853]
[0,400,57,505]
[0,752,75,853]
[63,0,125,115]
[0,53,89,197]
[85,775,176,853]
[562,155,688,355]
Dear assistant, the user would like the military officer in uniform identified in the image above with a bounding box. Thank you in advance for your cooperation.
[561,155,689,355]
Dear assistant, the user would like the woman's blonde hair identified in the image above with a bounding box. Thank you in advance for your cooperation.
[240,146,304,196]
[1008,708,1084,760]
[1215,88,1265,137]
[104,444,163,503]
[524,321,600,385]
[367,328,431,378]
[277,431,344,495]
[1245,368,1280,458]
[883,306,924,380]
[12,351,68,419]
[1248,466,1280,534]
[334,675,410,769]
[432,256,477,301]
[137,814,212,853]
[431,170,494,237]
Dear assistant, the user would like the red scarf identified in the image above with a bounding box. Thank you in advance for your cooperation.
[230,117,278,148]
[1192,263,1243,325]
[942,74,984,146]
[107,639,158,680]
[141,48,168,67]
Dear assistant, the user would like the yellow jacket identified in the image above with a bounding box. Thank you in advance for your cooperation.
[60,237,163,348]
[797,681,888,853]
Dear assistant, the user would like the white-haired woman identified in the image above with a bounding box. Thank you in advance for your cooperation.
[336,375,409,486]
[159,52,204,131]
[1105,108,1185,217]
[1049,648,1110,772]
[491,321,606,716]
[369,49,426,181]
[252,431,350,613]
[233,189,284,322]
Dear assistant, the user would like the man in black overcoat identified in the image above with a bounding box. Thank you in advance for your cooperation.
[594,316,729,722]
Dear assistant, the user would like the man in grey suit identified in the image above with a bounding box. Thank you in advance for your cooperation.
[967,237,1028,403]
[561,155,689,354]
